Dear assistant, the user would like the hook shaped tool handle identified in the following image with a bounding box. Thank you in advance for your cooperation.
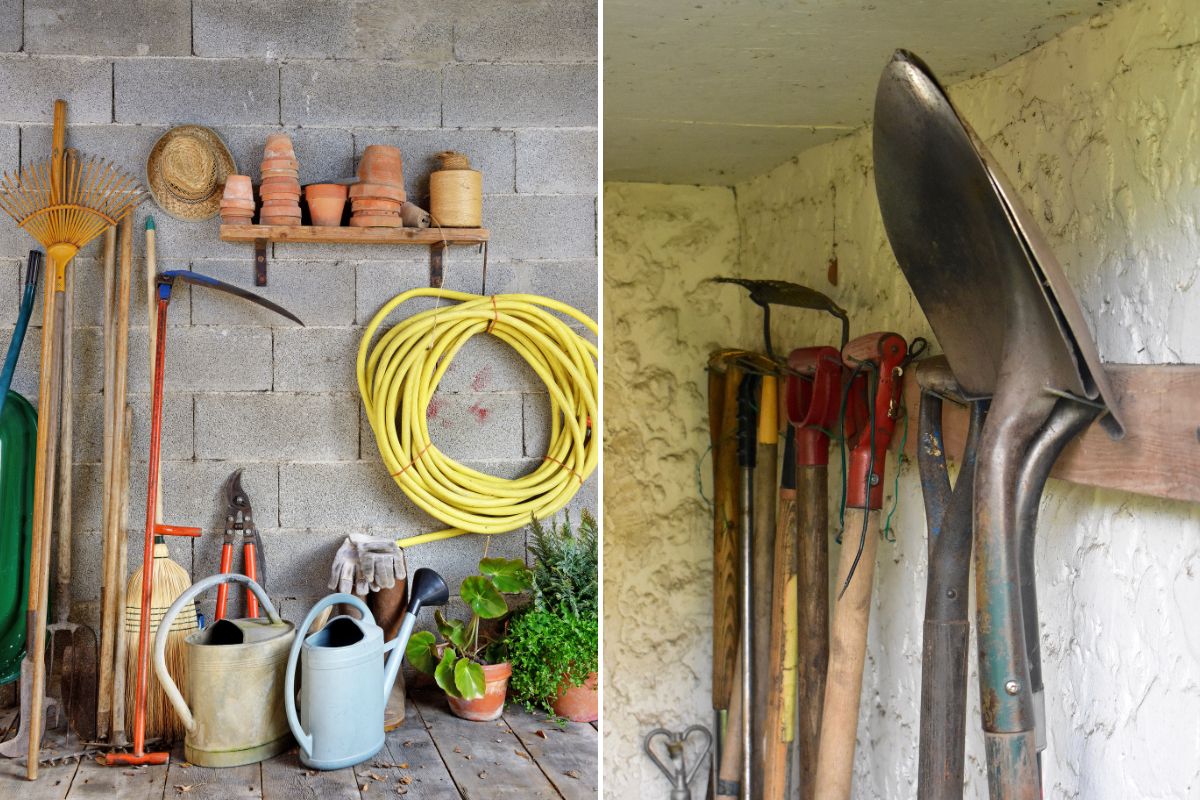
[842,332,907,510]
[158,269,305,326]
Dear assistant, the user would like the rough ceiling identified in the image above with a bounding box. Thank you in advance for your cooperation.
[605,0,1122,185]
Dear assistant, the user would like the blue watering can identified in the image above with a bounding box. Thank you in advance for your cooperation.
[285,567,449,770]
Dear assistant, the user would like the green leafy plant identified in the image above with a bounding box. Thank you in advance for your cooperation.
[406,557,532,701]
[502,511,600,714]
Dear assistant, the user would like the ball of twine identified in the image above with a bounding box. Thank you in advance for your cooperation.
[435,150,472,170]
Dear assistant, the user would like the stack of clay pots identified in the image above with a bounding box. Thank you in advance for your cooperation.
[259,133,301,225]
[349,145,405,227]
[219,175,255,224]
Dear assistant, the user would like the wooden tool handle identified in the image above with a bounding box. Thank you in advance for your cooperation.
[50,100,66,205]
[796,464,830,798]
[96,225,119,741]
[712,363,742,708]
[813,507,881,800]
[715,648,743,800]
[751,376,778,784]
[761,455,798,799]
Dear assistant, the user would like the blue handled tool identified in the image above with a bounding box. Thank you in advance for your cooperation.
[0,251,43,419]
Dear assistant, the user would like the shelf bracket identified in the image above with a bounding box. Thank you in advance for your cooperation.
[430,242,446,288]
[254,239,268,287]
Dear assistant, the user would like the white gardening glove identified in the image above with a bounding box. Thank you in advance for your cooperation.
[328,536,359,594]
[353,533,406,593]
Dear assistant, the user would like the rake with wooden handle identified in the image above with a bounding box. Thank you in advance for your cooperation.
[0,100,144,779]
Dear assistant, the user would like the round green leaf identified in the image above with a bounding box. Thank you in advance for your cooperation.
[406,631,438,675]
[454,657,486,700]
[435,610,471,650]
[480,558,534,593]
[461,576,508,619]
[435,649,462,698]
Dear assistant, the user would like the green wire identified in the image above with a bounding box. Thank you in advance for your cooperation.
[881,408,909,543]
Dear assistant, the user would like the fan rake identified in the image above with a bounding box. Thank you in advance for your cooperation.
[0,99,144,781]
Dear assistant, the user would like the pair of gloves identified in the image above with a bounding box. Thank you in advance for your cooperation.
[328,533,406,595]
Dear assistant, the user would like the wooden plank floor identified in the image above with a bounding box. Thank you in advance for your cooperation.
[0,690,597,799]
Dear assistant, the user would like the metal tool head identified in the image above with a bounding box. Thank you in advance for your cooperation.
[224,468,251,515]
[157,269,305,326]
[914,355,971,405]
[873,50,1123,436]
[711,277,849,354]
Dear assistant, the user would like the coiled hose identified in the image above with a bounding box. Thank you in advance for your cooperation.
[358,288,598,547]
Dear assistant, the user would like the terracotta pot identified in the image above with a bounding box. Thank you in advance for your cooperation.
[350,197,401,212]
[305,184,348,227]
[260,176,300,189]
[261,156,299,170]
[223,175,253,201]
[446,662,511,722]
[350,182,406,201]
[263,134,295,159]
[550,671,598,723]
[219,198,255,210]
[348,214,402,228]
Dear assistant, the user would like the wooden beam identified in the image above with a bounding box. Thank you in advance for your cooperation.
[900,363,1200,504]
[220,225,489,245]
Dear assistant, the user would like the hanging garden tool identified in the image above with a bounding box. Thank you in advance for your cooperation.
[710,278,849,358]
[105,270,302,768]
[215,470,266,620]
[645,725,713,800]
[0,99,145,778]
[784,345,843,798]
[874,50,1122,797]
[813,332,908,800]
[914,357,988,800]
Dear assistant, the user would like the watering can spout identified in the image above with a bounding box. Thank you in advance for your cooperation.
[383,568,449,702]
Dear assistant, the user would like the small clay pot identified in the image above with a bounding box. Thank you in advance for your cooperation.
[223,175,254,202]
[264,133,295,159]
[261,157,300,170]
[358,145,402,171]
[220,214,254,225]
[348,214,403,228]
[349,182,406,201]
[446,662,511,722]
[220,198,256,210]
[550,671,598,723]
[261,176,300,188]
[350,197,401,212]
[260,193,301,202]
[305,183,348,227]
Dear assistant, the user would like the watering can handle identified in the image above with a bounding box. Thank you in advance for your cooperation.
[154,572,281,733]
[285,593,375,759]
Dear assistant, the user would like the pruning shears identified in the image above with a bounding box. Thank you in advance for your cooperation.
[215,469,267,619]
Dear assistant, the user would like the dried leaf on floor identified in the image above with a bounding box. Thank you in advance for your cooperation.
[565,769,581,779]
[535,729,547,738]
[399,775,413,785]
[478,770,488,779]
[514,749,530,760]
[174,785,193,793]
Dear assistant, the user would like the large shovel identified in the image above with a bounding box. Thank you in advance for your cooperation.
[874,50,1123,797]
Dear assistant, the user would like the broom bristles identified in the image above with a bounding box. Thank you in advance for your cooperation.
[123,541,196,743]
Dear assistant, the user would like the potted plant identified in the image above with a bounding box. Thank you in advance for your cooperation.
[502,511,599,722]
[406,557,532,721]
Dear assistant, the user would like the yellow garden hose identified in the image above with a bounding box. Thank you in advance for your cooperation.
[358,288,599,547]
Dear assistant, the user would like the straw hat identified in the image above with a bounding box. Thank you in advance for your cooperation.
[146,125,236,222]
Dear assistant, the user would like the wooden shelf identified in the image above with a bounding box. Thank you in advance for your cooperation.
[218,224,489,286]
[218,224,489,245]
[898,363,1200,504]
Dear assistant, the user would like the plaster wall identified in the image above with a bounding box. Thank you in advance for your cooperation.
[604,0,1200,796]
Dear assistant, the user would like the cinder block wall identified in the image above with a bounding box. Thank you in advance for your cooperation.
[0,0,598,626]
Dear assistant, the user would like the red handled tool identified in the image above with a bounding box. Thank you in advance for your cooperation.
[215,469,266,620]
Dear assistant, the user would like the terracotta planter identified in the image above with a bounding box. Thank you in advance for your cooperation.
[350,182,406,201]
[223,175,253,202]
[446,662,511,722]
[263,133,295,159]
[305,184,348,227]
[551,671,598,723]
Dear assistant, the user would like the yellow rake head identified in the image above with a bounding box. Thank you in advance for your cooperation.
[0,148,145,258]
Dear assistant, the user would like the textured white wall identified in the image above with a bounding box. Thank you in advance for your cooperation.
[604,0,1200,796]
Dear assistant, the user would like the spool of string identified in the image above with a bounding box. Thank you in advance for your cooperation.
[429,150,482,228]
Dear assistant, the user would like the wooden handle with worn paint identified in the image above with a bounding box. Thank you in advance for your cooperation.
[712,363,742,709]
[715,647,743,800]
[751,374,778,783]
[796,464,830,798]
[813,506,880,800]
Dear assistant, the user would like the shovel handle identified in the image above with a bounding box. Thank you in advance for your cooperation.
[154,572,280,733]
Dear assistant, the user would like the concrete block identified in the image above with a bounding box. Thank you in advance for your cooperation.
[408,527,526,592]
[72,460,279,540]
[0,0,19,52]
[352,129,515,201]
[516,129,597,195]
[74,391,194,464]
[523,392,551,458]
[220,126,355,185]
[115,59,279,125]
[281,62,440,127]
[0,124,16,174]
[454,0,597,63]
[70,527,195,603]
[25,0,191,55]
[0,258,19,325]
[349,0,452,62]
[483,195,596,261]
[194,0,353,58]
[2,326,40,402]
[354,259,483,325]
[418,391,524,461]
[0,56,111,123]
[279,461,423,528]
[92,326,276,394]
[443,64,596,128]
[189,259,355,328]
[220,528,348,598]
[436,335,541,394]
[483,260,599,324]
[70,250,192,329]
[273,326,362,393]
[195,392,359,461]
[152,213,251,260]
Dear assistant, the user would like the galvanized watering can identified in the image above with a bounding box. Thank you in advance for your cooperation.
[154,572,295,767]
[285,567,449,770]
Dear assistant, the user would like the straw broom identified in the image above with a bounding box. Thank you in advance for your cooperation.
[121,216,195,742]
